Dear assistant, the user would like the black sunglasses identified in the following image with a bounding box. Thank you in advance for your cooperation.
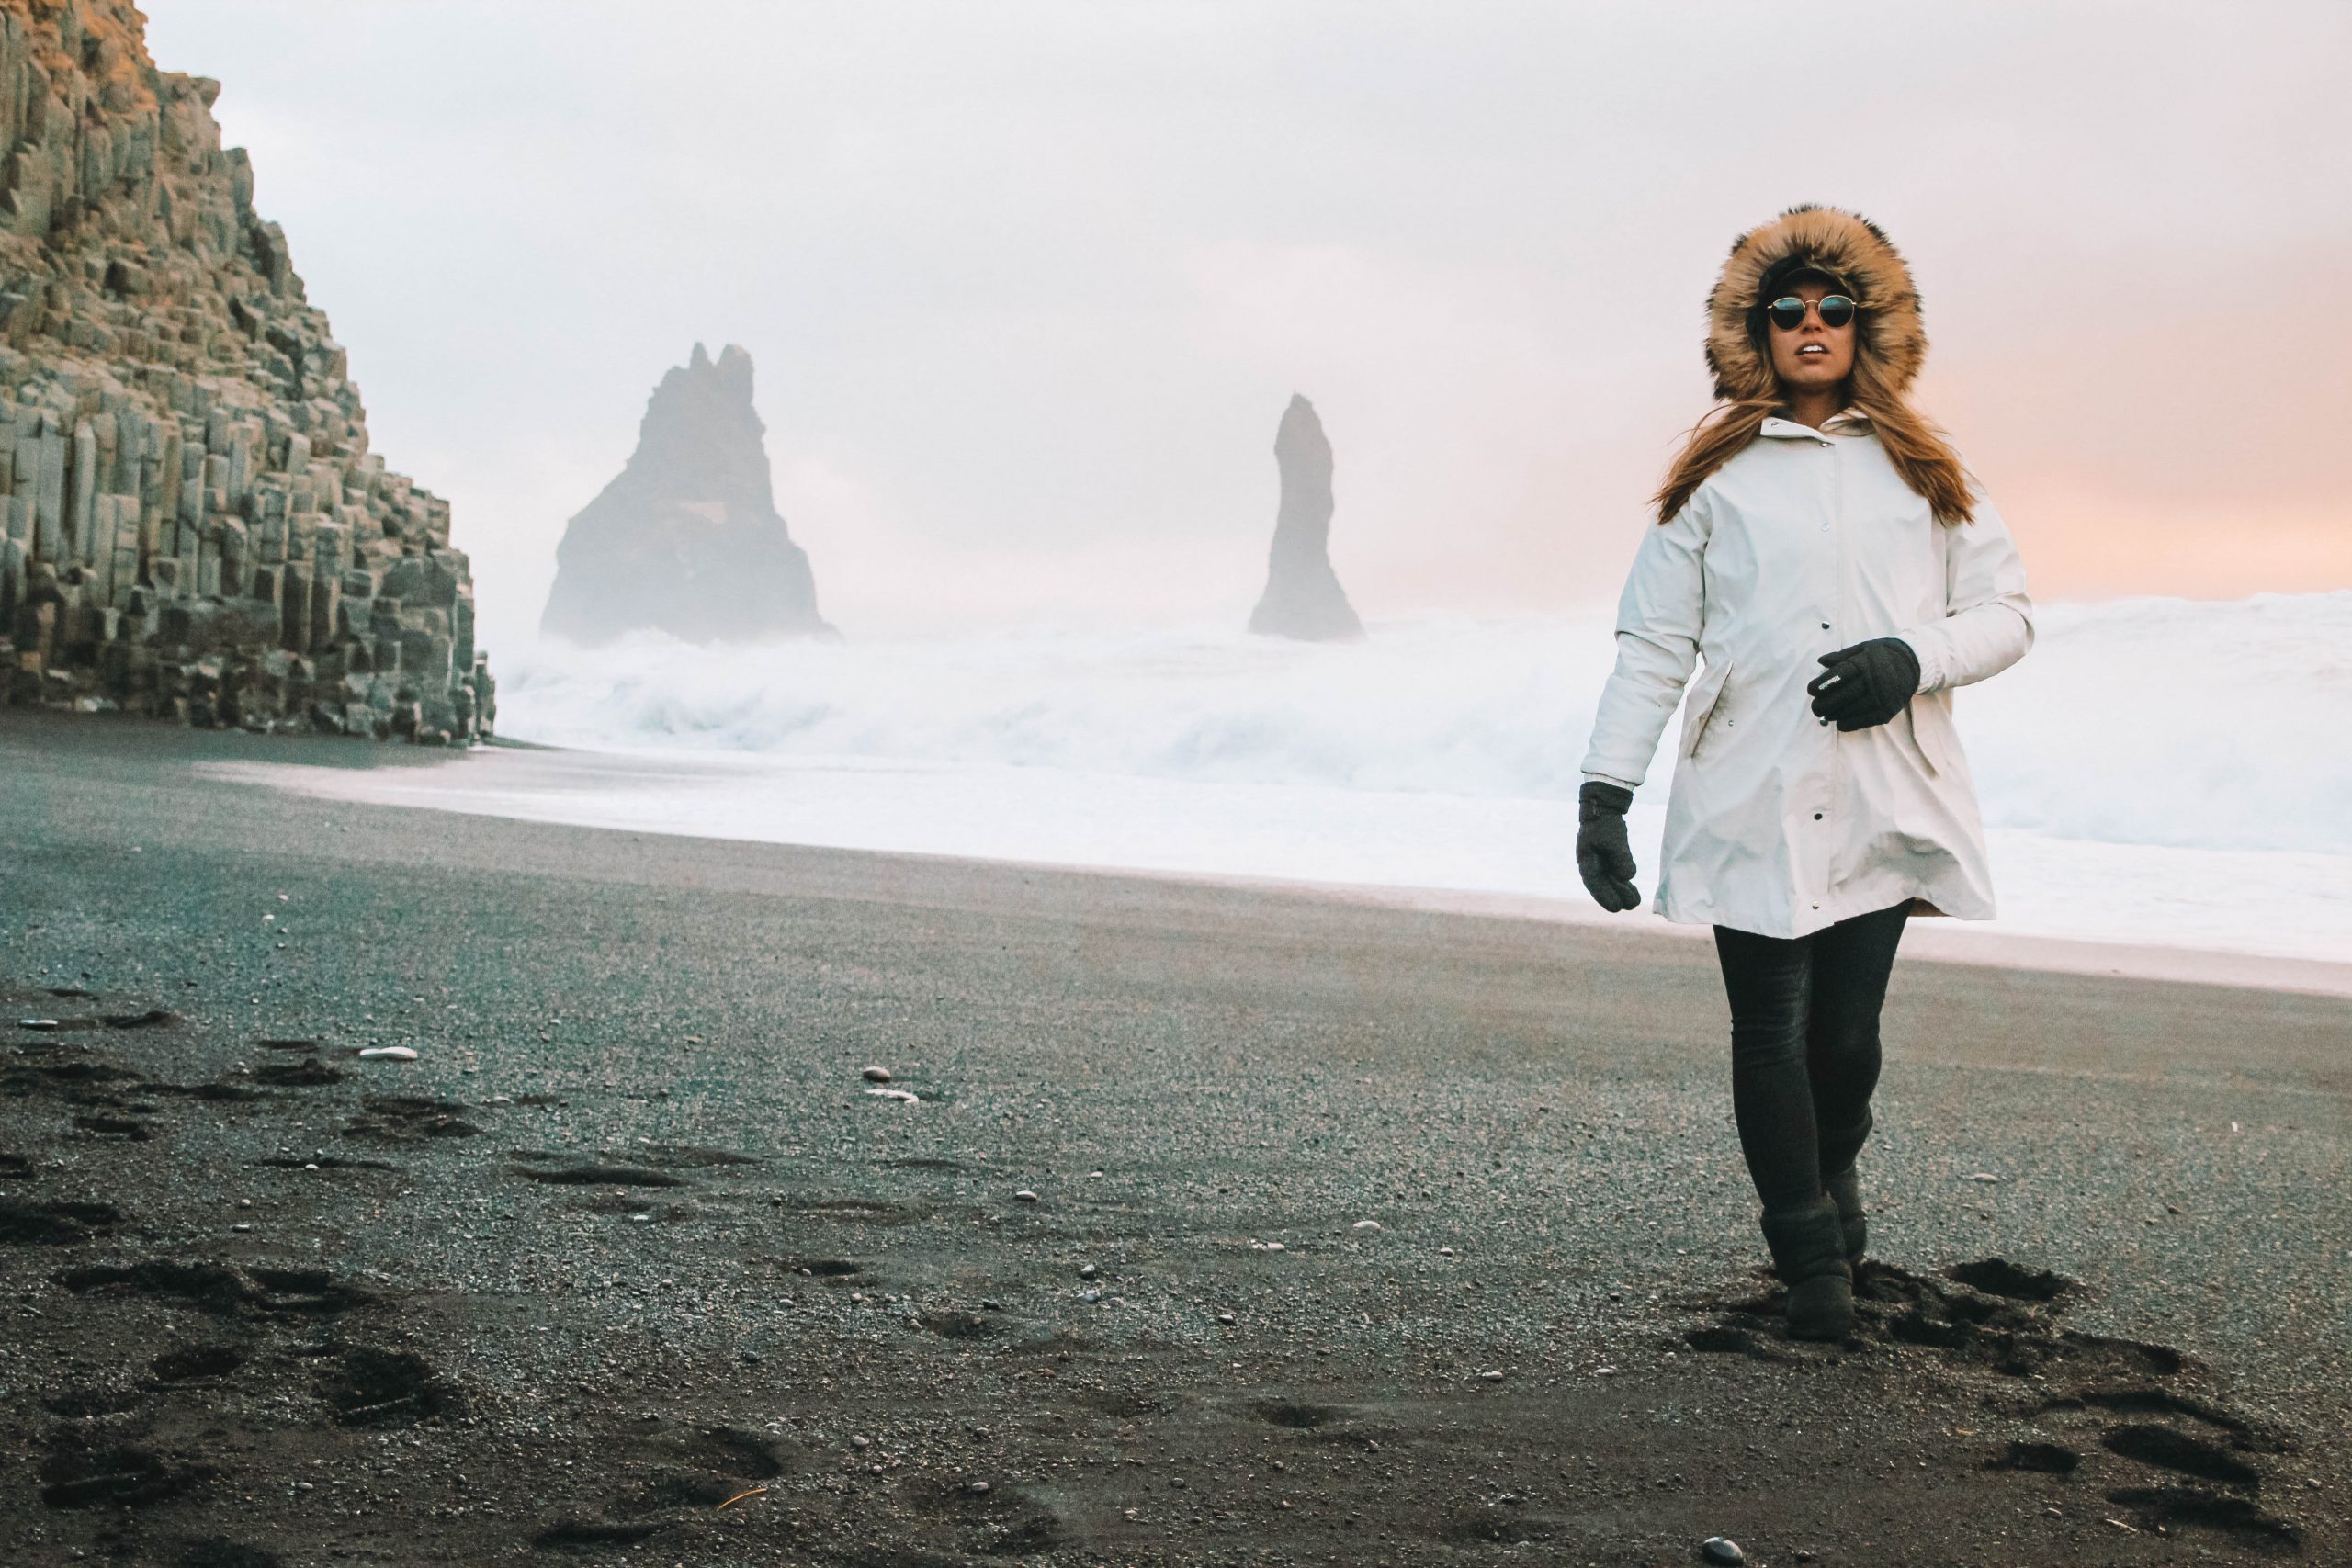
[1765,295,1859,331]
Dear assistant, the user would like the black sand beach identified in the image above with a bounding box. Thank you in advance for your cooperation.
[2,712,2346,1566]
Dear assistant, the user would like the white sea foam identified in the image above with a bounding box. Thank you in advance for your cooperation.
[223,591,2344,969]
[499,591,2352,858]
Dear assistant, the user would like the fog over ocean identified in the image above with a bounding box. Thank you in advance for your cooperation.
[379,591,2351,965]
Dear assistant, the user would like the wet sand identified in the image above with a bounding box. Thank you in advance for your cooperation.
[2,711,2346,1565]
[187,728,2352,995]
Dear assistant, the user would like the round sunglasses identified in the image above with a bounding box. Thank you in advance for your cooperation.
[1764,294,1859,331]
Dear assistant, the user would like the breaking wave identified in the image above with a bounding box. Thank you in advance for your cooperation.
[499,591,2352,858]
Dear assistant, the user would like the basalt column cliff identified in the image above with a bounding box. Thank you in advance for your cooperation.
[0,1,492,741]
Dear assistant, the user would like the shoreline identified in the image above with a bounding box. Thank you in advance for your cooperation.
[1291,878,2352,999]
[172,716,2352,1000]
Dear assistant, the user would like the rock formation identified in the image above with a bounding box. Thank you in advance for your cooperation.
[1248,393,1363,641]
[0,1,492,742]
[542,344,831,645]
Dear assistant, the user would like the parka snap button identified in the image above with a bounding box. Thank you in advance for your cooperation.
[1814,813,1824,820]
[1820,621,1830,630]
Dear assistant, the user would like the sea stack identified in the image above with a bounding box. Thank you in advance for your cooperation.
[541,344,831,645]
[0,1,491,741]
[1247,394,1363,641]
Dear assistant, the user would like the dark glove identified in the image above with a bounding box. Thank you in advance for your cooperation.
[1807,637,1920,731]
[1576,781,1641,913]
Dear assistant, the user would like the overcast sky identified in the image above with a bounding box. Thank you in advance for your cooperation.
[142,1,2352,650]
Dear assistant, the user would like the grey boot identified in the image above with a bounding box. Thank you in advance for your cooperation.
[1759,1194,1855,1341]
[1824,1166,1866,1265]
[1818,1111,1872,1264]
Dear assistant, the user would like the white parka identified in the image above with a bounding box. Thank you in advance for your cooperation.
[1580,408,2033,939]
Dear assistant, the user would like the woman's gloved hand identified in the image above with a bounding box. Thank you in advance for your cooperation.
[1807,637,1921,731]
[1577,781,1641,912]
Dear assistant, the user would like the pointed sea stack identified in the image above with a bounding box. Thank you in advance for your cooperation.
[1247,394,1363,641]
[542,344,831,645]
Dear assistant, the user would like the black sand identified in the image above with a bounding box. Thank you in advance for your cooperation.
[2,712,2346,1566]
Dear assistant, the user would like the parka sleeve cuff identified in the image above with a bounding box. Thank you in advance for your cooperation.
[1896,592,2033,694]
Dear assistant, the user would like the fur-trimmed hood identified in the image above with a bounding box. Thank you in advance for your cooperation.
[1704,205,1927,402]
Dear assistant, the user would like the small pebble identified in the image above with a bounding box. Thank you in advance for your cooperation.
[1013,1190,1038,1203]
[967,1481,990,1495]
[865,1088,919,1102]
[1216,1312,1236,1325]
[1968,1172,2002,1184]
[1080,1289,1101,1303]
[1478,1370,1505,1382]
[862,1066,892,1083]
[1701,1537,1746,1566]
[850,1435,870,1450]
[232,1223,252,1233]
[1352,1219,1383,1231]
[1439,1246,1455,1257]
[357,1046,418,1062]
[18,1019,58,1031]
[1078,1264,1098,1280]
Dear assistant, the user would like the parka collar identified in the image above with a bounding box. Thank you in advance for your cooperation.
[1759,407,1873,441]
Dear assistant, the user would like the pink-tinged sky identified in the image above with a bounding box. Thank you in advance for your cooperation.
[145,1,2352,648]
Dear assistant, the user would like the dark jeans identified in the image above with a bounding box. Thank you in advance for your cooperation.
[1712,903,1910,1213]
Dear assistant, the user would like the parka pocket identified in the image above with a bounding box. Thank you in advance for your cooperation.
[1678,660,1733,761]
[1900,691,1962,778]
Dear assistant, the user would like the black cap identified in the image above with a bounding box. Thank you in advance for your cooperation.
[1756,254,1855,303]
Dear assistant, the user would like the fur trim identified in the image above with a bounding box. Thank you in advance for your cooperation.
[1658,206,1972,525]
[1704,205,1927,401]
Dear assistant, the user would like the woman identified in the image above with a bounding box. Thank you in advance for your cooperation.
[1575,206,2032,1339]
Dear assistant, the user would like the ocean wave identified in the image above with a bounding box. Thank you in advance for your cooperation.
[499,591,2352,857]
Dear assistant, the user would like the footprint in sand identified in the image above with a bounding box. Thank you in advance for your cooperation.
[313,1344,462,1427]
[341,1095,481,1143]
[57,1258,373,1317]
[38,1431,211,1510]
[0,1198,122,1245]
[1676,1257,2309,1552]
[530,1427,788,1547]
